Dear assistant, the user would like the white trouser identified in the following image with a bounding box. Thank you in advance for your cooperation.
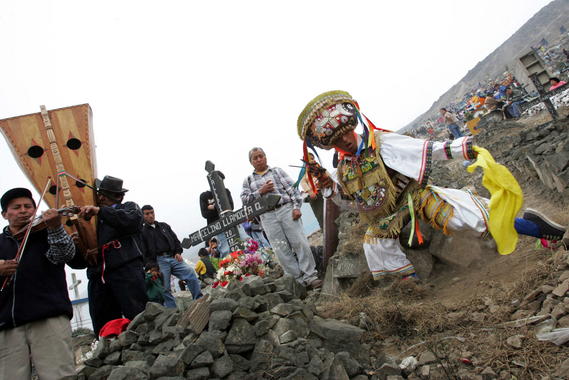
[0,315,76,380]
[363,186,489,279]
[260,203,318,285]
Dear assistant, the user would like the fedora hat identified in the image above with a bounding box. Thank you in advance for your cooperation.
[95,175,128,194]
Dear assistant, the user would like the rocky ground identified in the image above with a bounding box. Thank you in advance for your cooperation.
[72,113,569,379]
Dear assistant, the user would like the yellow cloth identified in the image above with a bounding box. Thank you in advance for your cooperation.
[195,260,206,276]
[467,146,523,254]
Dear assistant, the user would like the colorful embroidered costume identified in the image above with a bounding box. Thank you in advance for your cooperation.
[297,90,527,280]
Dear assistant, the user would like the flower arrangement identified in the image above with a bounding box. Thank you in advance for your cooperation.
[212,241,269,288]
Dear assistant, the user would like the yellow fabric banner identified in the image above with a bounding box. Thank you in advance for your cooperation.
[467,146,523,255]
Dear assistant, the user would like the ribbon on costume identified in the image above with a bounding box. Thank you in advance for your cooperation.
[467,146,523,255]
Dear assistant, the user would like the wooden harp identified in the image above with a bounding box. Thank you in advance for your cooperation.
[0,104,98,262]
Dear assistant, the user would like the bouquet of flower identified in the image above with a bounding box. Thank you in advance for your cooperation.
[212,248,268,288]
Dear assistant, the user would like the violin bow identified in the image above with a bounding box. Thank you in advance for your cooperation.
[0,178,52,292]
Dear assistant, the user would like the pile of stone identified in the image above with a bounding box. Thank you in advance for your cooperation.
[506,249,569,334]
[77,275,395,380]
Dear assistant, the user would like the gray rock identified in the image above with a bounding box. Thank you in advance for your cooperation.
[121,349,145,362]
[279,330,297,344]
[326,356,350,380]
[144,302,166,320]
[180,344,205,365]
[212,354,234,378]
[271,303,297,317]
[190,350,214,368]
[238,296,256,310]
[241,277,269,296]
[209,310,233,331]
[276,290,294,302]
[124,361,149,371]
[254,316,278,337]
[210,297,238,312]
[233,306,259,322]
[185,367,210,380]
[104,351,122,365]
[89,365,114,380]
[107,366,149,380]
[84,357,103,368]
[152,340,176,355]
[307,355,325,375]
[481,366,497,379]
[265,292,285,309]
[418,350,437,365]
[250,339,274,371]
[230,354,251,371]
[274,275,307,299]
[195,331,225,358]
[273,317,309,340]
[225,318,257,353]
[506,335,523,349]
[127,311,146,331]
[377,363,401,378]
[118,330,139,347]
[335,351,361,376]
[309,317,364,353]
[282,368,319,380]
[149,354,185,378]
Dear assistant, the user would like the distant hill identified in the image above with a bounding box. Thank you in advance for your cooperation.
[402,0,569,132]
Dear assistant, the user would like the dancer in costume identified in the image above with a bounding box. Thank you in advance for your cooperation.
[296,90,565,280]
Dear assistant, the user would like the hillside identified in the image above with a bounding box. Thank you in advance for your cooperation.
[402,0,569,132]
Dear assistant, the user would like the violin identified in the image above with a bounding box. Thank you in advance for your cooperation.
[13,206,82,240]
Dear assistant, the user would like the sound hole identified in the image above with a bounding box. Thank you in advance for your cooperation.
[67,138,82,150]
[27,145,44,158]
[49,185,58,195]
[76,179,87,188]
[65,219,73,227]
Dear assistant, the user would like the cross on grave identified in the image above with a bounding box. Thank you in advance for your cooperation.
[521,73,568,120]
[181,160,281,251]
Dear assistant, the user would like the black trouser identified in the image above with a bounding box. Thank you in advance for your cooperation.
[88,259,147,336]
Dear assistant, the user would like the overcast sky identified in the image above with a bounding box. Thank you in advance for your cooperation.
[0,0,552,244]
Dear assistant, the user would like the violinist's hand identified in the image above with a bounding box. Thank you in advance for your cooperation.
[79,206,100,220]
[42,208,62,229]
[0,259,18,276]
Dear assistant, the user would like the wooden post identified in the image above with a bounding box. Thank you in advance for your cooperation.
[322,197,340,271]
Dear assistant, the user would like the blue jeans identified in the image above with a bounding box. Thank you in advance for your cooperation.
[448,124,462,138]
[215,231,230,256]
[157,256,202,308]
[506,101,522,118]
[251,230,271,248]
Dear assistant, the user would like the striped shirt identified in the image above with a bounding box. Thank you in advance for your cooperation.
[241,167,302,210]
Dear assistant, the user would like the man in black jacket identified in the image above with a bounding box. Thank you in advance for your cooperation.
[0,187,76,379]
[79,176,147,336]
[199,189,234,256]
[141,205,202,307]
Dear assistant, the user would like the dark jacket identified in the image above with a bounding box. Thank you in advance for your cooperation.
[0,228,72,331]
[86,201,144,279]
[199,190,234,225]
[141,221,182,265]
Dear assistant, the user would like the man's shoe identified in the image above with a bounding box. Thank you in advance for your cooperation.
[523,209,566,240]
[308,279,323,289]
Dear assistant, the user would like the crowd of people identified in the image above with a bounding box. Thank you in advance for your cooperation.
[3,83,569,378]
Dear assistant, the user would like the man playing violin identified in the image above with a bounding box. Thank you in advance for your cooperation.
[0,187,76,379]
[78,175,147,337]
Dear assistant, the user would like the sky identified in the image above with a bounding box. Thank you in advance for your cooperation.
[0,1,553,307]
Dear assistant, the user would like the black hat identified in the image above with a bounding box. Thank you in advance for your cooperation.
[95,175,128,194]
[1,188,36,212]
